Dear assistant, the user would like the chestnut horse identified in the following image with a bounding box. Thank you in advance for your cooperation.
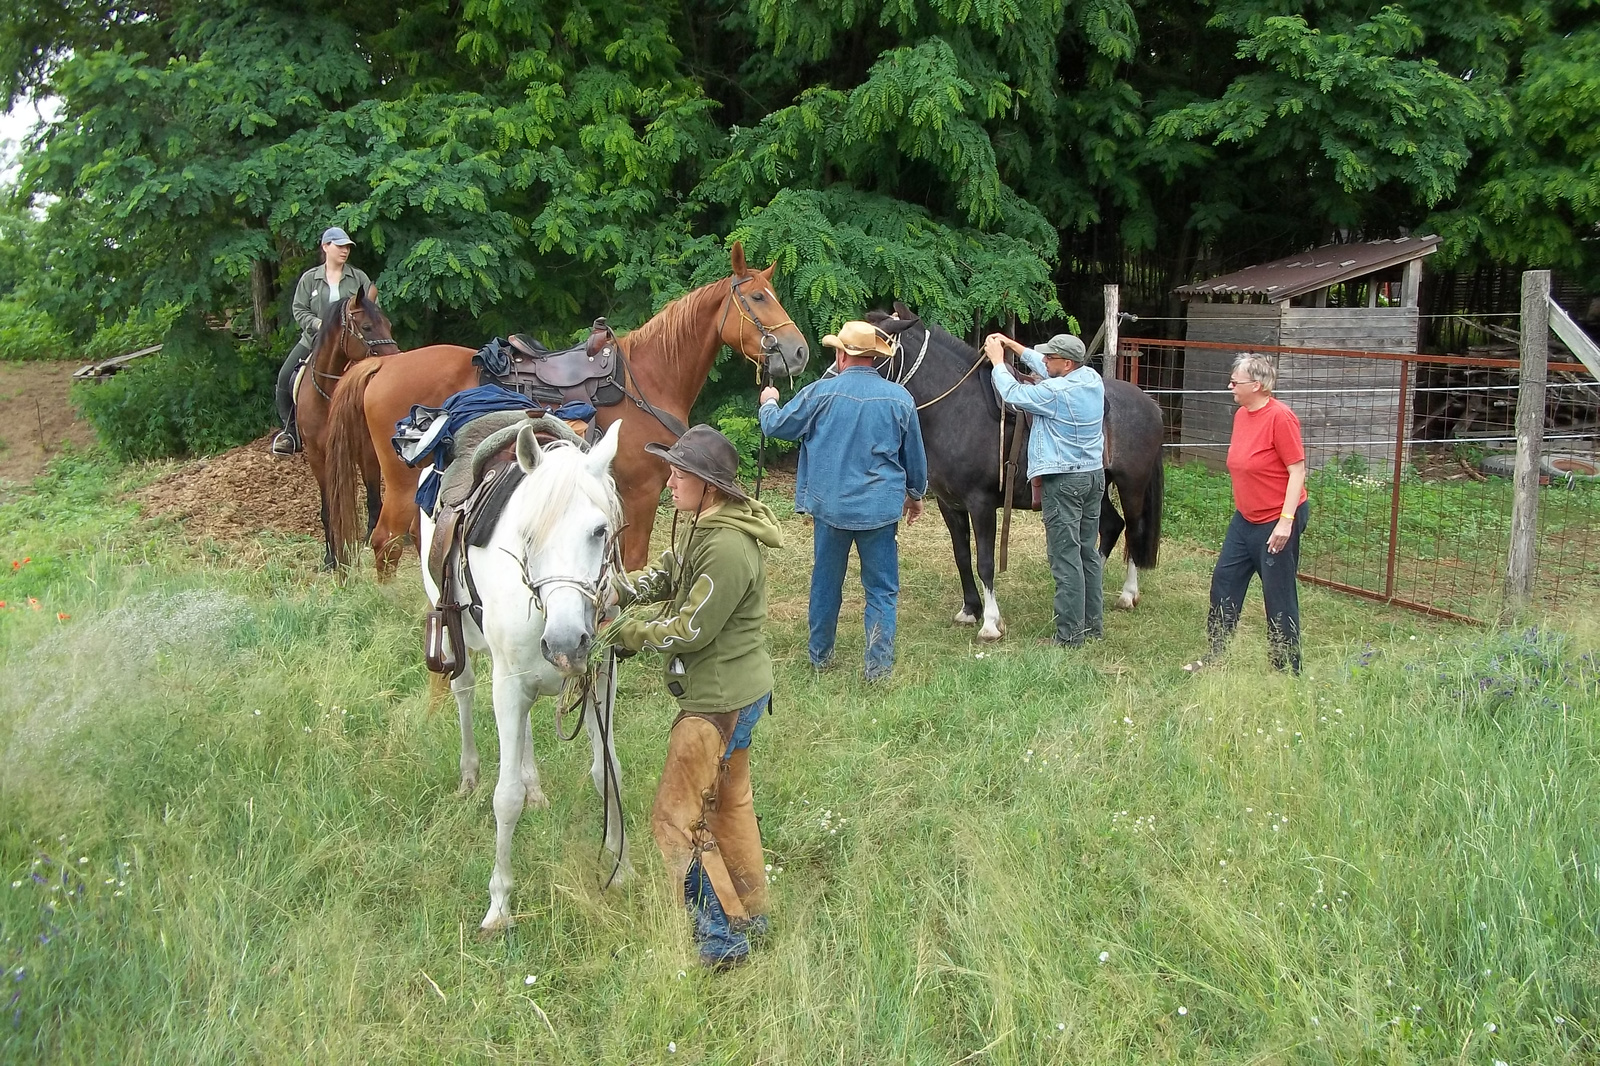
[294,287,397,569]
[325,242,809,575]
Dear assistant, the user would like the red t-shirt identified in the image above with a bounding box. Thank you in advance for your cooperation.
[1226,397,1307,523]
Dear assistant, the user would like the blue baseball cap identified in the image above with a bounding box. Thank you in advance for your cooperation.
[320,226,354,246]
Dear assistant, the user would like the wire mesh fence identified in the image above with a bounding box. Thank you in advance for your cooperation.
[1115,336,1600,621]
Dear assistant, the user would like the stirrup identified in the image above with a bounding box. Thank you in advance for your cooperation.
[270,429,301,456]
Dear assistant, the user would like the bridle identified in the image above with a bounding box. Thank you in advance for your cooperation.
[717,273,794,368]
[311,307,400,399]
[520,527,625,619]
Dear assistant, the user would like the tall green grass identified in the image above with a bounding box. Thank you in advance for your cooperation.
[2,452,1597,1063]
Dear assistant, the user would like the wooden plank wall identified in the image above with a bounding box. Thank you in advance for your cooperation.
[1182,304,1280,467]
[1180,304,1419,470]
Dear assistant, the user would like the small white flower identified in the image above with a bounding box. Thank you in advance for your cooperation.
[253,709,261,716]
[1219,860,1227,867]
[113,890,123,898]
[1484,969,1492,976]
[1097,951,1109,963]
[9,881,18,889]
[1122,716,1133,725]
[58,835,66,841]
[1480,921,1488,929]
[1485,1022,1497,1032]
[524,975,537,986]
[1409,635,1417,640]
[303,726,311,734]
[1411,1005,1420,1012]
[1056,1023,1065,1031]
[764,864,772,872]
[1310,1016,1319,1026]
[1554,1016,1565,1025]
[1177,1006,1188,1016]
[78,857,87,864]
[676,970,685,979]
[668,1042,677,1053]
[1493,1060,1508,1066]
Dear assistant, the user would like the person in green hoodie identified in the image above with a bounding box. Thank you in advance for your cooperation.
[607,425,784,969]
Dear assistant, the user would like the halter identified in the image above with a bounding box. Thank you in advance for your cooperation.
[717,274,794,368]
[521,527,625,618]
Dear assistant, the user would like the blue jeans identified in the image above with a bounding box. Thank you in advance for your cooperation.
[809,521,899,679]
[1207,503,1308,673]
[683,694,770,964]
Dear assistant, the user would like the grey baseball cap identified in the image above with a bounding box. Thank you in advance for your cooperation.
[1034,333,1086,361]
[321,226,355,246]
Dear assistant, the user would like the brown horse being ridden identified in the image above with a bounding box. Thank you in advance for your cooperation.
[325,242,809,576]
[292,287,399,569]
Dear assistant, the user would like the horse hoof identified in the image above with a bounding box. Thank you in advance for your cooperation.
[954,609,979,626]
[525,787,550,809]
[1114,593,1139,610]
[978,626,1004,643]
[478,914,513,937]
[456,773,479,796]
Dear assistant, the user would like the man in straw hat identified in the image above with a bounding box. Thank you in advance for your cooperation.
[758,320,927,681]
[984,329,1106,647]
[607,425,784,969]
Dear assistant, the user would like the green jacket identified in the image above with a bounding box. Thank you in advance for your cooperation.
[610,498,783,713]
[291,263,375,347]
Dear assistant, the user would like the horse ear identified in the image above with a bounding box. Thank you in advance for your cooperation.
[588,419,623,471]
[893,300,916,320]
[730,241,747,277]
[346,291,362,312]
[515,423,543,474]
[366,284,379,304]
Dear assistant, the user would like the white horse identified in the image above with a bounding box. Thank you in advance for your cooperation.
[421,420,629,932]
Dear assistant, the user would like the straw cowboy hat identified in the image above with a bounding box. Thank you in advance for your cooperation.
[645,425,749,501]
[822,320,893,358]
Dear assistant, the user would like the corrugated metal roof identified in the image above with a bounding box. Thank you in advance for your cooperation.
[1176,235,1440,301]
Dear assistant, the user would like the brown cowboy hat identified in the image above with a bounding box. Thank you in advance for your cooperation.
[645,425,749,501]
[821,320,893,358]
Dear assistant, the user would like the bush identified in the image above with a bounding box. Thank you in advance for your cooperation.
[72,319,280,460]
[709,397,796,479]
[0,298,71,361]
[81,305,181,364]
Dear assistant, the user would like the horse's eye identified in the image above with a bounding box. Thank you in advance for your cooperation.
[592,524,607,540]
[752,292,765,301]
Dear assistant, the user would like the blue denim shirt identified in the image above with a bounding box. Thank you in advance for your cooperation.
[991,350,1105,476]
[759,367,928,530]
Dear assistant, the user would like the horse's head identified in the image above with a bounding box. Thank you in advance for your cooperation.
[319,285,397,369]
[719,241,810,379]
[511,420,624,678]
[866,301,932,359]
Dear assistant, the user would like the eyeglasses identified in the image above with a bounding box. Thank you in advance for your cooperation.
[1228,378,1255,387]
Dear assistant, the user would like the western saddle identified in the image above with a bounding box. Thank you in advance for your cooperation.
[475,319,623,408]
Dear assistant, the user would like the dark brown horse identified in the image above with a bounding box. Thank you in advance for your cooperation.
[294,287,397,569]
[325,242,809,576]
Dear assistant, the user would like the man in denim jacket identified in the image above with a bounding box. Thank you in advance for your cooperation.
[759,321,928,680]
[985,331,1106,646]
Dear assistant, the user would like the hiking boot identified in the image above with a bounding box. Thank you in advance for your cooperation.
[270,428,301,457]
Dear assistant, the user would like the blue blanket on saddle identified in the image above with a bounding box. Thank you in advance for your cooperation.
[393,384,596,514]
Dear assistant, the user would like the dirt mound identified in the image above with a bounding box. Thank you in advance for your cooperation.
[133,435,325,542]
[0,361,101,486]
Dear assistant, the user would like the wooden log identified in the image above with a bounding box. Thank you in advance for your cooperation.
[1504,271,1550,611]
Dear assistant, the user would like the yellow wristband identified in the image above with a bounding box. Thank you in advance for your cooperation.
[1280,512,1294,520]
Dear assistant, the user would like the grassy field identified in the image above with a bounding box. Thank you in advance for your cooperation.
[2,450,1598,1064]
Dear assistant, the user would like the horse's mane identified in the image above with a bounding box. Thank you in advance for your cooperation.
[618,278,729,370]
[313,285,390,352]
[514,442,623,557]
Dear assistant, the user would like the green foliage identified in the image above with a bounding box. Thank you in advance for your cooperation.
[0,298,69,361]
[72,320,279,460]
[709,397,797,479]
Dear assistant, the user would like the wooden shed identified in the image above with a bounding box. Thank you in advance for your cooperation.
[1175,235,1440,467]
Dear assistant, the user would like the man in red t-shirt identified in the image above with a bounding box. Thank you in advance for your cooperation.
[1185,353,1309,674]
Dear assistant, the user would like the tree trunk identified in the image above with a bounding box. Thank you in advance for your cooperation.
[251,259,276,338]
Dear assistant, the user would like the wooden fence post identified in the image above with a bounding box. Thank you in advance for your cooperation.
[1104,285,1120,379]
[1504,270,1550,612]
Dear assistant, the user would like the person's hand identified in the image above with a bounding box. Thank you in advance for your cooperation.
[983,335,1005,366]
[760,386,780,405]
[312,318,322,331]
[1267,516,1293,553]
[904,497,925,525]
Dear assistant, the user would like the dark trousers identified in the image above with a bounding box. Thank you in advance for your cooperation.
[1207,502,1309,672]
[276,340,312,427]
[1041,470,1105,644]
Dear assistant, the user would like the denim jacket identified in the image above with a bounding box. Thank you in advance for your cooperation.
[759,367,928,530]
[991,349,1105,476]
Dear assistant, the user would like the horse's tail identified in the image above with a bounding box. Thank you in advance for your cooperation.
[326,358,383,567]
[1127,454,1163,569]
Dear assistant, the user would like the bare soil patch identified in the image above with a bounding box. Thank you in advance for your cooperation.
[133,434,324,542]
[0,361,100,486]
